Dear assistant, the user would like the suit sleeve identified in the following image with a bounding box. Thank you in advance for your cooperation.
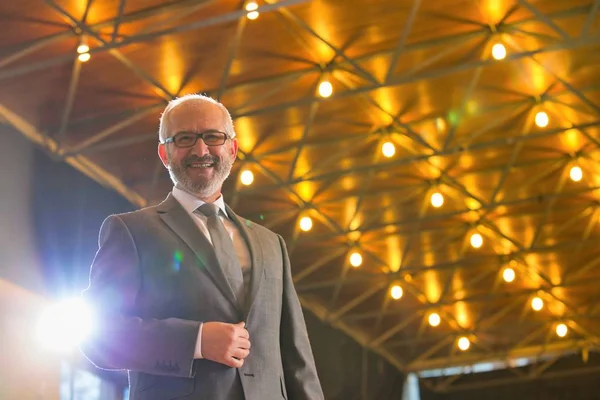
[278,235,324,400]
[80,215,200,378]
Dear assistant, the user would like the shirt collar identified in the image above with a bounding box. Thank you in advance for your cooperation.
[171,186,228,218]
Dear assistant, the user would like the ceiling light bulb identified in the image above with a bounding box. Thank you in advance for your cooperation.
[491,43,507,60]
[535,111,549,128]
[569,166,582,182]
[428,312,441,327]
[470,233,483,249]
[390,285,403,300]
[318,80,333,98]
[77,44,89,54]
[247,10,259,19]
[240,169,254,185]
[382,141,396,158]
[245,1,258,11]
[458,336,470,351]
[299,216,313,232]
[349,252,362,267]
[431,192,444,208]
[78,52,91,62]
[531,296,543,311]
[556,323,568,337]
[503,267,515,283]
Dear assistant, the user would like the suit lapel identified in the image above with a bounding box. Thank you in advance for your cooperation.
[157,194,240,313]
[225,205,264,318]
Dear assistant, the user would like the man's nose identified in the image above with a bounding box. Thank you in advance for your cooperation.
[191,137,210,156]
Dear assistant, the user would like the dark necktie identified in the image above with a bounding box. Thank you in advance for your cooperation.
[195,203,245,307]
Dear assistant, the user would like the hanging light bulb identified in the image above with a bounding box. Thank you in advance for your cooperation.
[431,192,444,208]
[531,296,544,311]
[299,216,313,232]
[535,111,549,128]
[349,251,362,267]
[503,267,515,283]
[78,52,91,62]
[470,233,483,249]
[318,80,333,98]
[240,169,254,185]
[491,43,507,60]
[246,1,259,19]
[569,166,582,182]
[382,141,396,158]
[428,312,441,327]
[390,285,403,300]
[458,336,470,351]
[556,323,568,337]
[77,35,91,62]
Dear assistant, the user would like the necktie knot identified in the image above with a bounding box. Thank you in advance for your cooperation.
[196,203,219,217]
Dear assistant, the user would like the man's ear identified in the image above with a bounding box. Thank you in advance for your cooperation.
[230,138,239,160]
[158,143,169,168]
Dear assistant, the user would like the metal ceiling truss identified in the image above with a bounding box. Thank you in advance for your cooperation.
[2,0,600,392]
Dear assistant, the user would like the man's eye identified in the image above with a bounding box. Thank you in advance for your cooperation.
[177,134,196,143]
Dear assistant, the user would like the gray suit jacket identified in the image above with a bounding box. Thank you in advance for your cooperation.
[81,194,324,400]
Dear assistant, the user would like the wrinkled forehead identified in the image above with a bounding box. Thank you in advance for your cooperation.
[165,100,226,137]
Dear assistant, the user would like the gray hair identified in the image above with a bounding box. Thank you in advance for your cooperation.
[158,93,236,142]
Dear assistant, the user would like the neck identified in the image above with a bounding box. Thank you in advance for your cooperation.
[176,184,222,203]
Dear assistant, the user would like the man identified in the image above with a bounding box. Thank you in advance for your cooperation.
[81,94,324,400]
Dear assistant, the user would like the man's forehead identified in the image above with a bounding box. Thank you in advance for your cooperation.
[168,101,224,129]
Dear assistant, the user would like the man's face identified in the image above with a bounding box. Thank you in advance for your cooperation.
[158,101,238,199]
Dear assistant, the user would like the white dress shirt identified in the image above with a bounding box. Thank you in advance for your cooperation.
[171,186,251,359]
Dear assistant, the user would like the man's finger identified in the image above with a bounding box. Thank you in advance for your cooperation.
[230,357,244,368]
[237,328,250,339]
[232,348,250,360]
[238,338,251,350]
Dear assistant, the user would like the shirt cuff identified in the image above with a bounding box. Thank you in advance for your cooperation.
[194,322,204,359]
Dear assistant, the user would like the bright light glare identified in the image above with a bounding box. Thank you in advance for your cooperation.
[78,52,91,62]
[503,267,515,283]
[556,323,568,337]
[246,2,259,19]
[240,169,254,185]
[491,43,506,60]
[299,216,313,232]
[429,312,441,327]
[382,141,396,158]
[349,252,362,267]
[390,285,403,300]
[36,298,94,352]
[535,111,549,128]
[318,80,333,98]
[470,233,483,248]
[569,166,582,182]
[431,192,444,208]
[77,44,89,54]
[531,296,544,311]
[458,336,470,351]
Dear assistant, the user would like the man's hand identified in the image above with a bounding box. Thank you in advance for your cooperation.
[201,321,251,368]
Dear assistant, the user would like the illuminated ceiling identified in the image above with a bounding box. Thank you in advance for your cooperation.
[2,0,600,393]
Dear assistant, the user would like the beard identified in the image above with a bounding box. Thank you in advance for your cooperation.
[167,151,234,198]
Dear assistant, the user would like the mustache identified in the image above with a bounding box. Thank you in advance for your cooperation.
[183,155,219,166]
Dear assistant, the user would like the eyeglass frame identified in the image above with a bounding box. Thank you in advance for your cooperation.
[161,130,232,148]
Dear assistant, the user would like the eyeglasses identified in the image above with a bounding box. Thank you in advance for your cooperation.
[163,130,229,148]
